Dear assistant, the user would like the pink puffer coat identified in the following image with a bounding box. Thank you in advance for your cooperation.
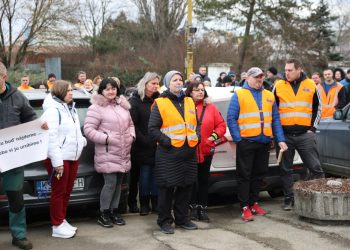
[84,94,135,173]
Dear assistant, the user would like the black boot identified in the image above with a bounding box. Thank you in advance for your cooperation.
[128,203,140,213]
[198,205,210,222]
[189,204,199,221]
[140,195,150,216]
[12,237,33,250]
[110,209,126,225]
[151,195,158,213]
[97,210,113,228]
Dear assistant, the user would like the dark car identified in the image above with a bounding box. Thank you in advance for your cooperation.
[316,103,350,177]
[205,87,306,198]
[0,89,128,213]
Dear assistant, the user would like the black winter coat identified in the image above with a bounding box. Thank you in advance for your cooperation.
[0,83,37,129]
[148,90,198,188]
[129,91,159,166]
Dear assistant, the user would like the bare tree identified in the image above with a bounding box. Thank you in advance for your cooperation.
[132,0,187,44]
[78,0,113,55]
[0,0,77,67]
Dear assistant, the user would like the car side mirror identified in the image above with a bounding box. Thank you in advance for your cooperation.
[333,110,343,120]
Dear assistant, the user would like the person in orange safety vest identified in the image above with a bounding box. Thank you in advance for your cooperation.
[227,67,288,222]
[318,69,346,120]
[148,70,199,234]
[273,58,324,211]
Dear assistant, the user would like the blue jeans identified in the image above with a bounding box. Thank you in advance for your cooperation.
[139,165,158,196]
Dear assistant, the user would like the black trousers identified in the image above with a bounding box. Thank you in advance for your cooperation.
[128,161,140,207]
[279,132,324,200]
[157,185,192,226]
[236,140,270,208]
[190,156,213,206]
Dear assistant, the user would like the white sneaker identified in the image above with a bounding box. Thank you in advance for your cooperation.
[63,219,77,232]
[52,222,76,238]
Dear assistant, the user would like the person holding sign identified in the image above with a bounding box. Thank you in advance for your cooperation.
[227,67,287,222]
[0,62,44,249]
[42,80,87,239]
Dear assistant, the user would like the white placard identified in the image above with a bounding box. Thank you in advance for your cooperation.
[0,119,49,172]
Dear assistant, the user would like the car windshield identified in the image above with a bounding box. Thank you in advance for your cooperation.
[213,100,230,122]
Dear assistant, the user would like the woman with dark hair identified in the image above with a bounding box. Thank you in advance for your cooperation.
[129,72,160,216]
[148,70,199,234]
[333,68,346,82]
[185,82,226,222]
[42,80,87,238]
[215,72,227,87]
[84,78,135,228]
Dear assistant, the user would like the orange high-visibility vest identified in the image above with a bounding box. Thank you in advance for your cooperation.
[317,82,343,119]
[155,97,198,148]
[274,79,315,126]
[18,85,34,90]
[236,89,274,137]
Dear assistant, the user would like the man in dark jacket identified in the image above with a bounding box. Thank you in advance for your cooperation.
[0,62,37,249]
[273,59,324,211]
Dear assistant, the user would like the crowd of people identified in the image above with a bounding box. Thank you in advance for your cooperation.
[1,57,350,249]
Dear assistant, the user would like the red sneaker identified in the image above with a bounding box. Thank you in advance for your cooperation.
[250,202,267,215]
[241,206,254,221]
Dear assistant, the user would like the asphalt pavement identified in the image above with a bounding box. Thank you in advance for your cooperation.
[1,192,350,250]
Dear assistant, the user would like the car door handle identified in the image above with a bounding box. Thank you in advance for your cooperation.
[316,130,320,133]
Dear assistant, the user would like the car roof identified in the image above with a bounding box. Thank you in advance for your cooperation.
[22,89,91,101]
[205,86,239,102]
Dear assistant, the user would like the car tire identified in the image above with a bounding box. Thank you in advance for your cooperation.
[268,189,284,198]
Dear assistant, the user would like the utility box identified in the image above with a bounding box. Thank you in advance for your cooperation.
[45,57,61,80]
[207,63,232,86]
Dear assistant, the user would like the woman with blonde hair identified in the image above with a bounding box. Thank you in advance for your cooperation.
[129,72,160,215]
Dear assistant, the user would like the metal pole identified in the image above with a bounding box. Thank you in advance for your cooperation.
[186,0,193,80]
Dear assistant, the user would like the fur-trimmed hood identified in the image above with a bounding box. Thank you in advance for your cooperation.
[90,94,131,110]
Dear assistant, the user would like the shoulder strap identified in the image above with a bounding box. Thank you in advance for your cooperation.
[198,105,207,126]
[56,108,61,125]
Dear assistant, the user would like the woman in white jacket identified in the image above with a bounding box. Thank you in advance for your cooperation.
[42,80,87,239]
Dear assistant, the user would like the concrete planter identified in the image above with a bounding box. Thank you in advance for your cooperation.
[294,179,350,221]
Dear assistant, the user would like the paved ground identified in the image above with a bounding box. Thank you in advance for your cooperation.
[1,192,350,250]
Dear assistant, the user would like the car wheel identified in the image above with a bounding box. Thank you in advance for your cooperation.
[268,189,283,198]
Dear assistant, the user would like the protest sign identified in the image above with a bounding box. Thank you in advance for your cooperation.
[0,119,49,172]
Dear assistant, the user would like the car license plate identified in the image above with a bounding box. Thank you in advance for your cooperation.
[35,177,85,194]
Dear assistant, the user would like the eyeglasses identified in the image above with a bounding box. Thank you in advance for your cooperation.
[193,89,205,92]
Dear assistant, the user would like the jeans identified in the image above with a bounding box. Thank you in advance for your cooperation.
[139,165,158,197]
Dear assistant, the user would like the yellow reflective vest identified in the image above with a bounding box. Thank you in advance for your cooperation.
[155,97,198,148]
[274,79,315,126]
[236,88,274,137]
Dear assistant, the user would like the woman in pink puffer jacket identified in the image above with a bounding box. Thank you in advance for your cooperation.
[84,78,135,228]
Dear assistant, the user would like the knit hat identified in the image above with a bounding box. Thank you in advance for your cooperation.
[247,67,264,77]
[163,70,183,88]
[267,67,278,75]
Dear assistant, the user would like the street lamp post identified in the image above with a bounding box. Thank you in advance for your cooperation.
[185,0,196,80]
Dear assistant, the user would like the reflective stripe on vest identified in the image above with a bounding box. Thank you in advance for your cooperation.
[275,79,315,126]
[317,82,343,119]
[155,97,198,148]
[236,89,274,137]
